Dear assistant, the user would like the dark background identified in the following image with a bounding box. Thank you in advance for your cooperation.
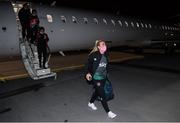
[18,0,180,23]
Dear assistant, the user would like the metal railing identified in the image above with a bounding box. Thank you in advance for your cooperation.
[18,26,56,80]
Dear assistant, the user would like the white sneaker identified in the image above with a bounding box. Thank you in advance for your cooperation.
[88,102,97,110]
[108,111,117,119]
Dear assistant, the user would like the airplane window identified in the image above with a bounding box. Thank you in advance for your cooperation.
[93,18,98,24]
[83,17,88,24]
[103,18,107,25]
[125,21,128,27]
[111,19,115,26]
[47,14,53,23]
[149,24,152,28]
[136,22,140,28]
[118,20,122,26]
[131,22,134,27]
[165,26,167,30]
[72,16,78,23]
[162,26,164,30]
[168,26,170,30]
[61,16,66,23]
[145,24,148,28]
[141,23,144,28]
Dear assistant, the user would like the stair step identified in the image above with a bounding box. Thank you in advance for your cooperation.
[36,68,51,76]
[20,38,56,80]
[34,63,40,69]
[34,72,57,80]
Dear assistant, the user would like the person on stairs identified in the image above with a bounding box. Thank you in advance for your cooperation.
[36,27,49,69]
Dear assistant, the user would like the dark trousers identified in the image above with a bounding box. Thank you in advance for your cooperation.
[90,79,110,113]
[30,26,38,44]
[21,23,30,40]
[37,46,47,68]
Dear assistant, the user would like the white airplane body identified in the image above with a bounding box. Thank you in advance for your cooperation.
[0,0,180,58]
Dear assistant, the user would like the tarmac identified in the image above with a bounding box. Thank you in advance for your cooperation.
[0,51,180,122]
[0,51,143,81]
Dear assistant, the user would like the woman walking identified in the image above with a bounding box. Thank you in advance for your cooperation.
[85,40,117,119]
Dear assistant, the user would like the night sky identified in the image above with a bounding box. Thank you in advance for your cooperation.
[19,0,180,22]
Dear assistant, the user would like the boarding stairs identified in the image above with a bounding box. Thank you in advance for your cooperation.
[19,38,57,80]
[13,3,56,80]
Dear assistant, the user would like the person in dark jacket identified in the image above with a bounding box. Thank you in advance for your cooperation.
[18,3,31,40]
[85,40,117,119]
[29,9,40,44]
[36,27,49,69]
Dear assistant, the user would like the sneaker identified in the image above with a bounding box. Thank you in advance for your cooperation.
[108,111,117,119]
[88,102,97,110]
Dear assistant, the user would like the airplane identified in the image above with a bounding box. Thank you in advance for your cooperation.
[1,0,180,58]
[0,0,180,79]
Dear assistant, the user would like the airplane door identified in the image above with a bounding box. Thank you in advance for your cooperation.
[0,1,19,56]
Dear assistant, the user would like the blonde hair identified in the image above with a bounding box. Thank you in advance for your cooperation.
[89,40,105,55]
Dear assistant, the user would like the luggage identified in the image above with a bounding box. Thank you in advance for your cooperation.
[93,73,114,101]
[103,79,114,101]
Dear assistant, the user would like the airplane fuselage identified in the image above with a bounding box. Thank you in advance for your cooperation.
[0,1,180,57]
